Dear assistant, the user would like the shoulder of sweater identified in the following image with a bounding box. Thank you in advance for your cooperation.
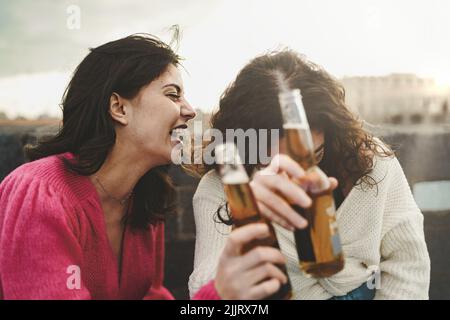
[368,153,422,221]
[369,138,404,175]
[366,153,403,186]
[0,156,86,237]
[194,169,225,199]
[0,153,94,205]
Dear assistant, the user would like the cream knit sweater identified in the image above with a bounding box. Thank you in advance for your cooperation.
[188,156,431,299]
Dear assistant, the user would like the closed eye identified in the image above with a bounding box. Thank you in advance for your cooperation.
[314,144,325,162]
[167,93,181,102]
[315,148,324,160]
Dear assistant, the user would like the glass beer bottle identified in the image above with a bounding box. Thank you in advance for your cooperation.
[215,142,292,300]
[278,88,344,278]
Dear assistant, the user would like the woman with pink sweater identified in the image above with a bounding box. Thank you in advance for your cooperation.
[0,34,322,300]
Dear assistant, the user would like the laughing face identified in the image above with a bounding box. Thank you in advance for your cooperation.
[116,64,196,166]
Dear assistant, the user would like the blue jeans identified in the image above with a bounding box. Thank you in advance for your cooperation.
[329,283,376,300]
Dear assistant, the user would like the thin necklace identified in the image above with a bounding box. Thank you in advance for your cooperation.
[94,175,133,206]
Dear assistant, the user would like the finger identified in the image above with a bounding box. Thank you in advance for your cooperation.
[258,202,293,231]
[240,246,286,270]
[303,167,340,194]
[329,177,338,190]
[309,167,331,192]
[245,263,288,287]
[247,278,282,300]
[253,173,312,208]
[264,154,306,179]
[223,223,270,256]
[251,182,308,229]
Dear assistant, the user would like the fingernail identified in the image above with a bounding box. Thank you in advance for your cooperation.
[257,223,269,235]
[303,197,312,208]
[295,170,305,179]
[296,218,307,229]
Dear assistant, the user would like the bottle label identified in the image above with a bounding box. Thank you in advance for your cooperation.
[283,101,303,124]
[326,204,336,218]
[331,234,343,256]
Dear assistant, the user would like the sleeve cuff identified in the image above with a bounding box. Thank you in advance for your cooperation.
[192,280,222,300]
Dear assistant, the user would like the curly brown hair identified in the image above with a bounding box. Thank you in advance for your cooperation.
[193,50,393,191]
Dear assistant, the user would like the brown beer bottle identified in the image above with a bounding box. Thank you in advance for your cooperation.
[278,88,344,278]
[215,142,292,300]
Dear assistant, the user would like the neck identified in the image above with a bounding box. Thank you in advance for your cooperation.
[90,140,159,215]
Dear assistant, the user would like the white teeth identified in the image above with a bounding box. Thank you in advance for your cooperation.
[170,128,185,136]
[170,128,188,144]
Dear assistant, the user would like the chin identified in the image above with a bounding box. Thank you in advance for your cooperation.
[142,149,173,168]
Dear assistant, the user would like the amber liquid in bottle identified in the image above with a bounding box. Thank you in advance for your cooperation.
[279,89,344,278]
[217,145,292,300]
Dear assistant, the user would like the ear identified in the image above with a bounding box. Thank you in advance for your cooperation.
[109,92,129,126]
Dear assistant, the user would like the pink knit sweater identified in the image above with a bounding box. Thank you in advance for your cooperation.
[0,153,220,300]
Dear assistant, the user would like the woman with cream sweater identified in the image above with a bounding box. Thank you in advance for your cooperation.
[189,50,430,300]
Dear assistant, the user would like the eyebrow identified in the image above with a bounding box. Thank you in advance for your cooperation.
[314,143,324,154]
[162,83,182,94]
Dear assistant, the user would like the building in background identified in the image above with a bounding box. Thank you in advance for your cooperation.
[341,74,450,124]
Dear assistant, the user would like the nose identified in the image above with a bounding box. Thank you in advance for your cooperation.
[181,98,196,121]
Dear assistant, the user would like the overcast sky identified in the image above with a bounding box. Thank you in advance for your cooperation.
[0,0,449,118]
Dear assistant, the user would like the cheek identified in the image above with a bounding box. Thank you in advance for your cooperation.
[133,108,178,148]
[126,112,159,149]
[312,132,324,149]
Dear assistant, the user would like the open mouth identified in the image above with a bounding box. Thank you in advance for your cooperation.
[169,124,188,144]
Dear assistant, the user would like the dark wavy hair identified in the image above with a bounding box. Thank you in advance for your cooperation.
[197,50,393,195]
[26,34,181,229]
